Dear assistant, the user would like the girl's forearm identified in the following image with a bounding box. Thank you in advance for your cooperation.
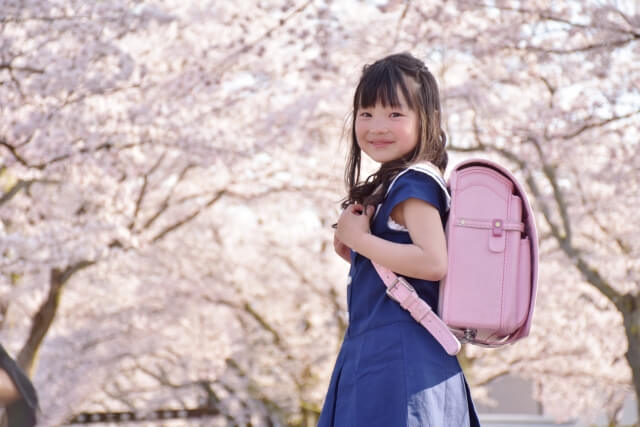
[352,233,447,281]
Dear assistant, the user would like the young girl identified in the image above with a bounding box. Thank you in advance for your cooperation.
[318,53,480,427]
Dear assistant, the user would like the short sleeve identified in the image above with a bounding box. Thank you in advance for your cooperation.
[383,170,448,219]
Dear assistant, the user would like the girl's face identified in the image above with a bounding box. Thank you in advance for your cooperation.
[354,90,419,164]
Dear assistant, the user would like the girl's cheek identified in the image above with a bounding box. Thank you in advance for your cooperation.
[354,127,365,146]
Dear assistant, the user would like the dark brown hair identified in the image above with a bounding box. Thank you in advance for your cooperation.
[343,53,447,208]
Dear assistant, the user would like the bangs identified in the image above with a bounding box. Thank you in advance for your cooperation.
[355,64,415,110]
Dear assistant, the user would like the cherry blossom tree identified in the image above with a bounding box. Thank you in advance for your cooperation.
[0,1,355,424]
[1,0,638,426]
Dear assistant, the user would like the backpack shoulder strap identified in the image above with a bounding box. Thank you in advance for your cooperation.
[370,162,463,354]
[372,262,461,355]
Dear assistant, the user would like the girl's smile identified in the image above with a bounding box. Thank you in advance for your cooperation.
[369,139,394,146]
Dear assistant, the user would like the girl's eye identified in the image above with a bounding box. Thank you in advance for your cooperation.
[359,112,372,117]
[390,112,403,118]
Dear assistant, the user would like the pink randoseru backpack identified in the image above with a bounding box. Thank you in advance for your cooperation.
[439,159,538,347]
[373,159,538,355]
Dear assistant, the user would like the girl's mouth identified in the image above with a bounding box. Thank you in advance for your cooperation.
[369,140,393,147]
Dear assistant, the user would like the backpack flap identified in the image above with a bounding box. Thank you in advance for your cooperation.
[479,159,539,342]
[503,163,539,341]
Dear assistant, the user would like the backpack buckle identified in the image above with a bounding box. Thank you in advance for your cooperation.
[385,276,415,304]
[492,219,504,236]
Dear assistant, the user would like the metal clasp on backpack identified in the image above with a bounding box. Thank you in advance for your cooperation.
[385,276,415,303]
[462,328,477,343]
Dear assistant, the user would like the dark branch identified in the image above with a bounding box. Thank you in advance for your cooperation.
[0,14,92,24]
[132,152,167,230]
[559,109,640,140]
[478,3,640,36]
[0,139,32,168]
[206,296,293,361]
[520,36,637,55]
[150,189,226,243]
[0,178,59,206]
[214,0,313,77]
[0,63,45,74]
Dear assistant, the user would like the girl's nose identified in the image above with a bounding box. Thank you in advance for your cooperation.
[370,120,389,134]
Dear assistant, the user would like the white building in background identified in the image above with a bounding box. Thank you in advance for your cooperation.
[478,375,638,427]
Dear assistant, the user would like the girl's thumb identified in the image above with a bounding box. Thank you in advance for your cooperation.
[366,205,375,216]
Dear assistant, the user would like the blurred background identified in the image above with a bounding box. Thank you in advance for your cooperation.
[1,0,639,425]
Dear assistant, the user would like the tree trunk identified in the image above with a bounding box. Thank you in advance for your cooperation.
[16,261,94,374]
[620,294,640,423]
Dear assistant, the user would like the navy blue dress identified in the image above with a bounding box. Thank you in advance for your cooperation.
[318,169,481,427]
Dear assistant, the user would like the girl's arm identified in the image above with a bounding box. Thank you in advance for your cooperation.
[336,200,447,281]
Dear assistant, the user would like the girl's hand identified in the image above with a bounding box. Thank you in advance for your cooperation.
[333,233,351,263]
[336,204,375,252]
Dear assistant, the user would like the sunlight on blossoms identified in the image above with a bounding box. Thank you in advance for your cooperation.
[0,0,638,425]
